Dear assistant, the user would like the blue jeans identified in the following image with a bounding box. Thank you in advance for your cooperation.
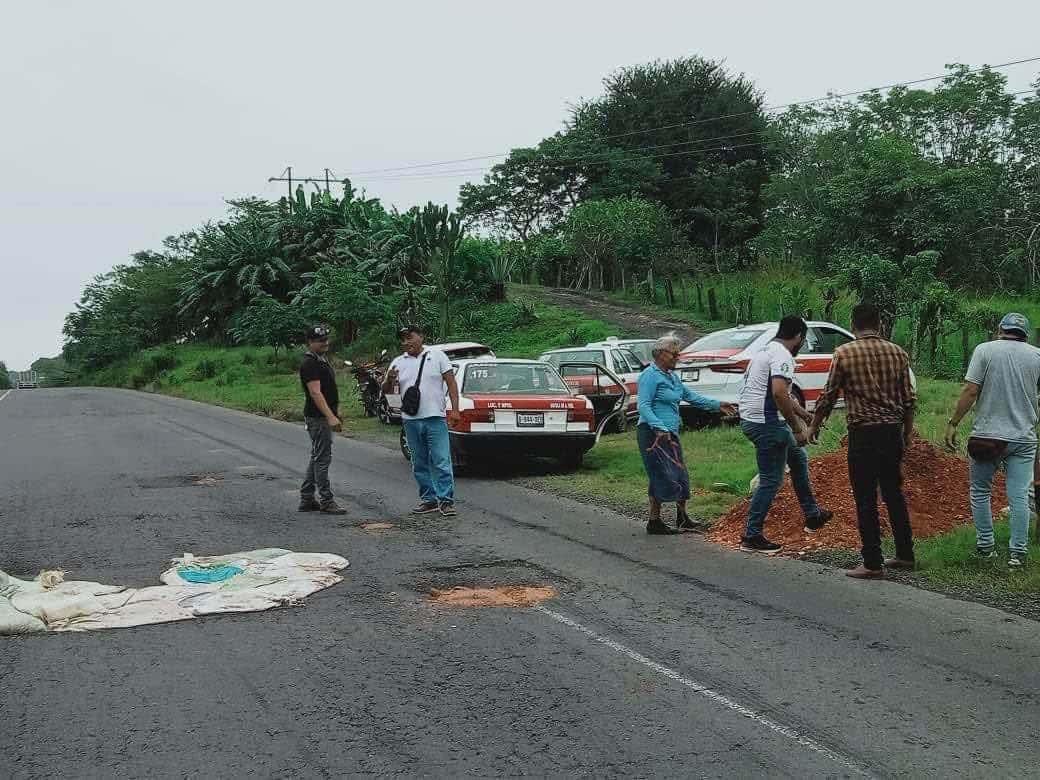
[403,417,455,505]
[970,441,1037,554]
[742,420,821,539]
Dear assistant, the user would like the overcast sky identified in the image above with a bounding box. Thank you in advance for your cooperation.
[2,1,1038,371]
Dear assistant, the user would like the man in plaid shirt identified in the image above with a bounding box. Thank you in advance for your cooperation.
[809,304,917,579]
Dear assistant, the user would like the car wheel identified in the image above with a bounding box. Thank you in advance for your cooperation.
[399,429,411,462]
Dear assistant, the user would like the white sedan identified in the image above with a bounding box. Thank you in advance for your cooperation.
[676,321,857,412]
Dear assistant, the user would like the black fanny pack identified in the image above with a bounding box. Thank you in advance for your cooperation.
[967,437,1008,462]
[400,352,429,417]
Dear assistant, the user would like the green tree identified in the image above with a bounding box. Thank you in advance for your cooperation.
[0,362,11,390]
[229,295,310,353]
[411,203,466,339]
[294,264,387,346]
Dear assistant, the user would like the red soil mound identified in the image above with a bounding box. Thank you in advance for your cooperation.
[708,438,1007,555]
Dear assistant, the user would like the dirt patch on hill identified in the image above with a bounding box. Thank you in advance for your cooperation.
[522,287,700,343]
[708,438,1008,555]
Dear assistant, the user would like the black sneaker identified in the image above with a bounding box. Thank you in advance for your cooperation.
[411,501,440,515]
[647,519,679,535]
[974,545,997,559]
[439,502,458,517]
[298,498,321,512]
[804,509,833,534]
[1009,552,1028,569]
[319,501,348,515]
[740,535,783,555]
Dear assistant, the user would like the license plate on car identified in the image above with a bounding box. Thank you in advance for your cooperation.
[683,370,700,382]
[516,412,544,427]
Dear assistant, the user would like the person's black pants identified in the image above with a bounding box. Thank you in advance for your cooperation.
[848,424,914,570]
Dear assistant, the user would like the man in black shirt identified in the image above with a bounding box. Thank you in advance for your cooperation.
[299,325,347,515]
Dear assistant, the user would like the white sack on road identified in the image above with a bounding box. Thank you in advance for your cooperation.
[0,549,348,635]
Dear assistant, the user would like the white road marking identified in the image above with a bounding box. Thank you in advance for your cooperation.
[0,390,11,403]
[535,605,871,777]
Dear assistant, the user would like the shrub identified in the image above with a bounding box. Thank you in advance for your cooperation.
[192,357,224,380]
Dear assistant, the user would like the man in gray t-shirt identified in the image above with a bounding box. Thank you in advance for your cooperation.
[946,313,1040,566]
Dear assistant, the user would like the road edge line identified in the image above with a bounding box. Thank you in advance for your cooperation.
[0,390,11,404]
[534,605,872,777]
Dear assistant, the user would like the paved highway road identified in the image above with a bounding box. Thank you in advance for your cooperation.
[2,388,1038,778]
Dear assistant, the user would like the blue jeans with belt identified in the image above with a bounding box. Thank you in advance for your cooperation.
[970,440,1037,554]
[741,420,821,539]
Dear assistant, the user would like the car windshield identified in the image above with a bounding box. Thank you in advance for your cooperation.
[685,329,767,353]
[464,364,570,395]
[542,350,605,368]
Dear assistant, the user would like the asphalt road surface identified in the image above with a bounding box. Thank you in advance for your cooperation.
[2,388,1039,779]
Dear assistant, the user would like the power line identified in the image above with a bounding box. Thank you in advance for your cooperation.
[336,56,1040,177]
[357,87,1040,185]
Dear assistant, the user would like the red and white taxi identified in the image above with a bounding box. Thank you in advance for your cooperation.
[399,358,625,469]
[677,321,856,412]
[381,341,496,423]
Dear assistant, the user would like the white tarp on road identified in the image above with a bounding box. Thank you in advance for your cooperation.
[0,548,348,634]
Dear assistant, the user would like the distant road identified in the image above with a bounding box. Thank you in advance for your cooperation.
[2,388,1039,778]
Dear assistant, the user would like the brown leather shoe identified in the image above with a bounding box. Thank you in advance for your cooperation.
[846,565,884,579]
[885,558,916,570]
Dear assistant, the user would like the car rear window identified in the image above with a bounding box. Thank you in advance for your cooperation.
[463,364,570,394]
[685,329,767,353]
[445,346,494,360]
[542,350,605,368]
[624,342,654,364]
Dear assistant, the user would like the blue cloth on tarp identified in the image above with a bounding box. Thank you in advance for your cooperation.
[176,564,244,584]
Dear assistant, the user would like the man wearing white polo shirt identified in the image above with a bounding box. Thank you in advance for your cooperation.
[384,325,462,516]
[739,315,832,554]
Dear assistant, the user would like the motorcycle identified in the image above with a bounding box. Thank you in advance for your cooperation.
[344,350,389,418]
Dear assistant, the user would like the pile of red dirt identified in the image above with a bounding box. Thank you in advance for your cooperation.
[708,438,1007,555]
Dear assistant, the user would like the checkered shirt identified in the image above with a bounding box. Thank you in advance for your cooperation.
[815,335,916,428]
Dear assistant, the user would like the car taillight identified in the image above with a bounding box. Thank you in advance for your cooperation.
[453,408,495,432]
[710,360,750,374]
[567,407,594,424]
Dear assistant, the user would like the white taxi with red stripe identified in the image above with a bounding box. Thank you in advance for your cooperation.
[443,358,603,468]
[676,321,856,412]
[538,345,644,421]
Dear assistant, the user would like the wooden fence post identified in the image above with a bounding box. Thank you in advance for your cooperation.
[961,327,971,373]
[708,288,719,321]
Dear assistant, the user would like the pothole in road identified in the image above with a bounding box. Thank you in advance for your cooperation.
[417,559,564,608]
[428,585,557,608]
[137,473,225,489]
[360,522,395,531]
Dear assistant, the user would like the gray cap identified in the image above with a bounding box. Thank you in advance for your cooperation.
[999,312,1031,338]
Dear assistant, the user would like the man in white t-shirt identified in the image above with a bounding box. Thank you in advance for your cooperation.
[738,315,831,554]
[383,325,461,516]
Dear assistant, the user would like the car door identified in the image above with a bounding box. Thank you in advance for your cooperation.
[611,349,642,416]
[795,326,853,408]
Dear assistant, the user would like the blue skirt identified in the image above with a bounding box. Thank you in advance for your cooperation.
[637,423,691,503]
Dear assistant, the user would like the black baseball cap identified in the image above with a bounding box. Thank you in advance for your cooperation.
[398,324,424,337]
[306,325,331,342]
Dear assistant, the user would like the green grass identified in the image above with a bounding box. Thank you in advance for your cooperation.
[458,297,618,357]
[895,521,1040,593]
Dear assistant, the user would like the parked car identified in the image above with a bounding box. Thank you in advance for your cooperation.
[398,358,627,470]
[676,321,858,416]
[381,342,495,423]
[538,344,644,427]
[585,337,656,367]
